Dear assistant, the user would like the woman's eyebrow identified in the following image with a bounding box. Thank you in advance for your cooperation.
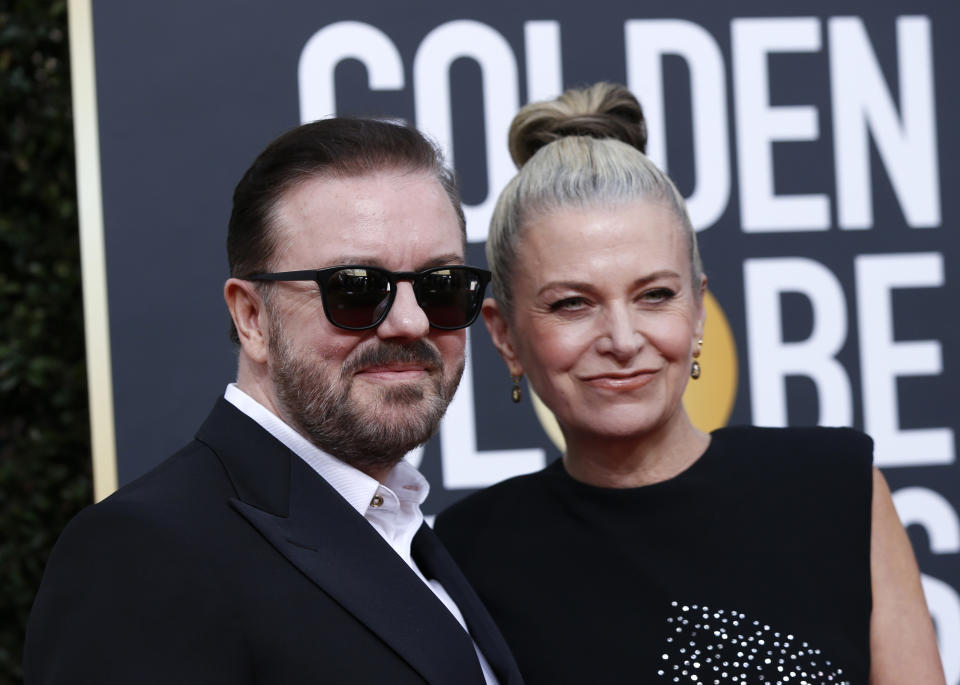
[537,270,682,296]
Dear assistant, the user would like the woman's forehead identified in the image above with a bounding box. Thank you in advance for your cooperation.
[519,202,685,254]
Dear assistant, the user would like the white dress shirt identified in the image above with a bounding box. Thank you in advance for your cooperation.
[224,384,497,684]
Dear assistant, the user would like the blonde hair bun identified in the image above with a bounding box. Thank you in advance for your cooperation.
[508,82,647,168]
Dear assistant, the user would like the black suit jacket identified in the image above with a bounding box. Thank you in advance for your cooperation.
[24,398,522,684]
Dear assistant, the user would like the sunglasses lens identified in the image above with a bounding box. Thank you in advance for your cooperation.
[415,268,483,329]
[324,268,392,329]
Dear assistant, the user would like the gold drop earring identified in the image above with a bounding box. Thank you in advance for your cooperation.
[691,338,703,379]
[511,374,523,403]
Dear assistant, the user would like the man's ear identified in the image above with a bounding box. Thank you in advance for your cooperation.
[481,298,523,377]
[224,278,269,364]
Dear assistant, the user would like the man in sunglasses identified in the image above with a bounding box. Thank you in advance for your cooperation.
[25,119,521,685]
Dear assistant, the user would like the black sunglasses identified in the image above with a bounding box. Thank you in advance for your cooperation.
[244,265,491,331]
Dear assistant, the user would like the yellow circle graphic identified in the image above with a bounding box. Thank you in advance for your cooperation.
[531,290,739,451]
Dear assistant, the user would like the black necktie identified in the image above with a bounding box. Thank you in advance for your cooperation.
[411,523,523,685]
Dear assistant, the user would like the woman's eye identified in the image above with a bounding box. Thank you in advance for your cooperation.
[549,297,589,312]
[640,288,676,303]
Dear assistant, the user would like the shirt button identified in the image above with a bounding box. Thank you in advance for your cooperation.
[370,494,384,508]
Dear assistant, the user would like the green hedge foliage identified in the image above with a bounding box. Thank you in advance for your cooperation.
[0,2,93,682]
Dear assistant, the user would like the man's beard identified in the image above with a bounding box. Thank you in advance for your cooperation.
[267,314,464,474]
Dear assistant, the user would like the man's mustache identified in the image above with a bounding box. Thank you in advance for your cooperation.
[345,340,443,376]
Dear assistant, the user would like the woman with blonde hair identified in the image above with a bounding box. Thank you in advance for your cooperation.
[435,83,943,684]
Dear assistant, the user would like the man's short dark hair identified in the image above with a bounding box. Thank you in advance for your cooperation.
[227,117,466,343]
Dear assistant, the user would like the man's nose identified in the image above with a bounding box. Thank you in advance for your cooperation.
[375,282,431,340]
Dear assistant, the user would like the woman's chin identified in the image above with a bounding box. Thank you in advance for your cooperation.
[565,414,668,444]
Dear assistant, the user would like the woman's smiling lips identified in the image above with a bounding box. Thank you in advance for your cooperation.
[580,369,658,391]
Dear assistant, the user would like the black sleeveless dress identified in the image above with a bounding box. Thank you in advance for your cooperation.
[435,426,874,685]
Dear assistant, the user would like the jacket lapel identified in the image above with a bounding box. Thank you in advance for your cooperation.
[413,525,524,685]
[196,399,486,685]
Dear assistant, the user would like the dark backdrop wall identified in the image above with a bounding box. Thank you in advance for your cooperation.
[73,1,958,679]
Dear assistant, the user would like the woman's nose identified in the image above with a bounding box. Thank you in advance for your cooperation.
[596,304,643,361]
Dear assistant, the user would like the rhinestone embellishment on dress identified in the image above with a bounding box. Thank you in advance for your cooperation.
[656,601,850,684]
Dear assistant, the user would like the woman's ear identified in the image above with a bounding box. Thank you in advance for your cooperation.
[481,298,523,377]
[224,278,269,364]
[695,274,708,341]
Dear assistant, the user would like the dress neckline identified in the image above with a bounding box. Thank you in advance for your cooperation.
[548,426,729,495]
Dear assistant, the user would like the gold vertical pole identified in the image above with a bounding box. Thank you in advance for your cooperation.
[67,0,118,501]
